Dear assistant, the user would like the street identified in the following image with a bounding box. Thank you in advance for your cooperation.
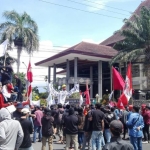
[32,136,150,150]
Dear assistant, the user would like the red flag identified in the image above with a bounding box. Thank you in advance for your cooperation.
[119,63,132,106]
[112,67,125,90]
[117,99,125,110]
[27,62,33,83]
[27,61,33,104]
[84,83,90,105]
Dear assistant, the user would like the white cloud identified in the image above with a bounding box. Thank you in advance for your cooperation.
[9,40,67,92]
[82,38,103,44]
[84,0,136,12]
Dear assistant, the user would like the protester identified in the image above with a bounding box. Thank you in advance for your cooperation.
[102,120,134,150]
[55,103,64,143]
[0,108,24,150]
[89,103,105,150]
[41,108,54,150]
[19,108,33,150]
[120,106,129,140]
[82,105,93,150]
[104,105,116,143]
[77,107,85,149]
[13,102,24,120]
[142,105,150,143]
[33,106,43,143]
[64,107,79,150]
[126,106,144,150]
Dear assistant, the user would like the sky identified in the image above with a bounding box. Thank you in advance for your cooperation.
[0,0,143,92]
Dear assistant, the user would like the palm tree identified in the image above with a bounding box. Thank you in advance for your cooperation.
[0,10,39,74]
[110,6,150,65]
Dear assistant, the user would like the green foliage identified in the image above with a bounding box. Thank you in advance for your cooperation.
[0,10,39,73]
[32,91,39,101]
[69,92,80,99]
[101,94,109,105]
[32,86,39,94]
[110,6,150,65]
[39,92,48,99]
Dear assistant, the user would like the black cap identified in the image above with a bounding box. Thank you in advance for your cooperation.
[110,120,123,136]
[16,103,23,109]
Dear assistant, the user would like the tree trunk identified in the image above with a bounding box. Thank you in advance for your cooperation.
[17,46,22,75]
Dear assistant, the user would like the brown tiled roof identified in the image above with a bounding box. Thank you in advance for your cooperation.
[100,0,150,46]
[35,42,118,66]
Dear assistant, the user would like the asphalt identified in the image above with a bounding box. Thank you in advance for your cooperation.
[32,136,150,150]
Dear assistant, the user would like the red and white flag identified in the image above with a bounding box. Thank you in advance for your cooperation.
[117,99,125,110]
[119,63,132,106]
[84,83,90,105]
[27,61,33,104]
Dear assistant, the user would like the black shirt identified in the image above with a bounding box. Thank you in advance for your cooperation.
[102,137,134,150]
[19,118,33,148]
[91,109,104,131]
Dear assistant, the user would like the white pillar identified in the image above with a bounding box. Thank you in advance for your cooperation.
[74,57,78,84]
[53,64,56,84]
[110,66,112,91]
[90,66,93,98]
[66,59,70,91]
[48,66,51,83]
[98,61,102,99]
[140,64,143,90]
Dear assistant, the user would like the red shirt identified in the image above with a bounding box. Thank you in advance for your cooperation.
[143,110,150,125]
[7,83,14,93]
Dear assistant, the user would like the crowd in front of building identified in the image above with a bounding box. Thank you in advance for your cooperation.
[0,100,150,150]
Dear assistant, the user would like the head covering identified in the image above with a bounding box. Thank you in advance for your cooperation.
[69,108,74,115]
[21,108,30,114]
[16,103,23,109]
[62,84,66,88]
[110,120,123,136]
[129,105,133,111]
[0,108,11,122]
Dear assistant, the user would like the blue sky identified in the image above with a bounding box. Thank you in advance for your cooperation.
[0,0,142,46]
[0,0,143,91]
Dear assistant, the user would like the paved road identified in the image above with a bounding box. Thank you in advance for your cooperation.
[32,136,150,150]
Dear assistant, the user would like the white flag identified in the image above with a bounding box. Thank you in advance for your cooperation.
[109,91,114,101]
[0,39,9,57]
[31,100,41,106]
[79,94,83,107]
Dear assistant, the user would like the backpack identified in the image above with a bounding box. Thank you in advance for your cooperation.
[57,109,64,124]
[78,115,85,130]
[105,112,115,126]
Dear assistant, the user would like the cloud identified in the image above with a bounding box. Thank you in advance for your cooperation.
[82,38,103,44]
[84,0,135,12]
[9,40,66,92]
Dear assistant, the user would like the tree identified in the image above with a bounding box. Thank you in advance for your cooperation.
[0,10,39,74]
[110,6,150,65]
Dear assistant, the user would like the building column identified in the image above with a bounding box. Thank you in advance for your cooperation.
[98,61,102,99]
[110,66,112,91]
[48,66,51,83]
[90,66,93,98]
[53,64,56,84]
[66,59,70,91]
[139,64,143,90]
[74,57,78,84]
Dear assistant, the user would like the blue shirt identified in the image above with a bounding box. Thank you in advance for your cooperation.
[126,112,144,137]
[114,109,120,120]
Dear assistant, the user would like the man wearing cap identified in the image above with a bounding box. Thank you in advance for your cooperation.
[102,120,134,150]
[19,108,33,150]
[0,108,24,150]
[142,105,150,143]
[13,103,23,120]
[126,106,144,150]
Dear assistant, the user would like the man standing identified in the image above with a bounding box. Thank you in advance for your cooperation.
[142,105,150,143]
[102,120,134,150]
[41,108,54,150]
[127,106,144,150]
[0,108,24,150]
[64,107,79,150]
[89,103,105,150]
[19,108,33,150]
[33,106,43,143]
[13,103,24,120]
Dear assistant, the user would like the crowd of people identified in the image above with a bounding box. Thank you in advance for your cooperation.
[0,101,150,150]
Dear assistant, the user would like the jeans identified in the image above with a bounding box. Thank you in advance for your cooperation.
[130,136,142,150]
[143,124,150,141]
[18,146,34,150]
[33,125,42,142]
[78,132,84,146]
[104,129,111,143]
[41,136,53,150]
[65,134,78,150]
[101,135,105,147]
[91,131,103,150]
[82,132,92,150]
